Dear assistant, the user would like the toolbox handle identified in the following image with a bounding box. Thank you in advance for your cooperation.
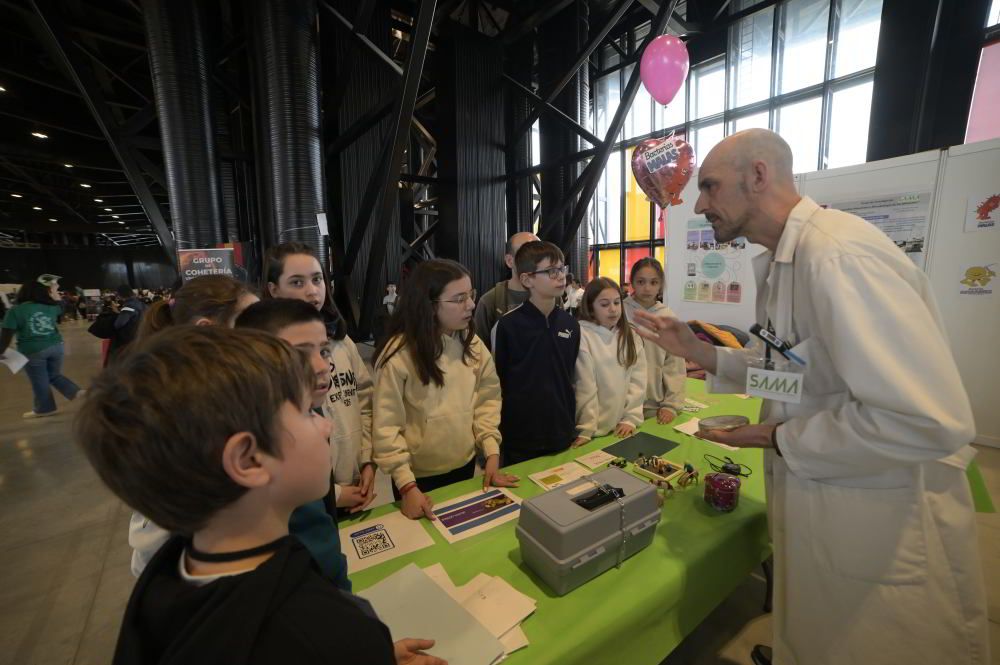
[629,518,659,537]
[570,546,606,570]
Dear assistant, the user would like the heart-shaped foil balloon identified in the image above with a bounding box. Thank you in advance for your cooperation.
[631,136,696,208]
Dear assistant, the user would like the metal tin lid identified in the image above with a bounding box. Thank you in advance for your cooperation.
[698,415,750,432]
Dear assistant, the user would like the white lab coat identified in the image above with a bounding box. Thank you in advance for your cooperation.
[708,197,989,665]
[574,320,647,442]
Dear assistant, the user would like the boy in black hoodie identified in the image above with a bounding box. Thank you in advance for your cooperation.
[493,241,580,465]
[75,326,441,665]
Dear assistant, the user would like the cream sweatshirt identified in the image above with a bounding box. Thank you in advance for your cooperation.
[373,332,502,488]
[623,296,686,417]
[574,320,647,443]
[321,336,374,501]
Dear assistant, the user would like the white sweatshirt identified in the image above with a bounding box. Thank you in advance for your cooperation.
[321,336,374,501]
[574,320,647,443]
[373,332,502,488]
[623,296,686,417]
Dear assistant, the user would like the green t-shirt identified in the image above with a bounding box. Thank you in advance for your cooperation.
[2,302,63,356]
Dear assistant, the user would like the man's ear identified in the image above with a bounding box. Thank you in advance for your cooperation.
[505,254,515,270]
[750,159,769,193]
[220,432,271,489]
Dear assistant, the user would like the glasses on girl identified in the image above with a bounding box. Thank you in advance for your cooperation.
[434,289,477,305]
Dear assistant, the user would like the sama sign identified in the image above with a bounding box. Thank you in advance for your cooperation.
[177,248,235,283]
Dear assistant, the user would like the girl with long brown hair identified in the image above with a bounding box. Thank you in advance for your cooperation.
[572,277,647,446]
[373,259,518,520]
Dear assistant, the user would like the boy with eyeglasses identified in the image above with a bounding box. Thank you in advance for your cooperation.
[493,241,580,465]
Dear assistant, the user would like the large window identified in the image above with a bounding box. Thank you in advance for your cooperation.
[588,0,883,285]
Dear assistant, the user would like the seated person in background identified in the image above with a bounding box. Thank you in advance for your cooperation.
[77,326,444,665]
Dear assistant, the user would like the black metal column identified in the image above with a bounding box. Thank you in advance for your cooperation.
[505,32,535,237]
[141,0,225,249]
[436,27,508,293]
[868,0,991,161]
[248,0,326,262]
[538,0,589,280]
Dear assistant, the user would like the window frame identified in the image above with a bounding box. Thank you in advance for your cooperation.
[587,0,882,283]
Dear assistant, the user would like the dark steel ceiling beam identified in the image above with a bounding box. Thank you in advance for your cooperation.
[508,0,634,146]
[30,0,176,258]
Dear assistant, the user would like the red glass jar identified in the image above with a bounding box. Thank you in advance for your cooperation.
[704,472,741,512]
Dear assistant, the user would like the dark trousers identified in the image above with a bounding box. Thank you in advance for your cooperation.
[391,457,477,500]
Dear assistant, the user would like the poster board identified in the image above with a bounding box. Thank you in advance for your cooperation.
[922,139,1000,447]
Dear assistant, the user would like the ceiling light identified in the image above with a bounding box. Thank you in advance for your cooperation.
[31,131,49,139]
[10,193,22,198]
[0,85,6,93]
[32,206,42,210]
[48,218,57,222]
[118,221,125,225]
[80,183,91,188]
[104,207,112,211]
[112,215,119,219]
[63,164,73,168]
[93,198,103,202]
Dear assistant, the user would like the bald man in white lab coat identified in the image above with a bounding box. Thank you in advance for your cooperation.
[634,129,989,665]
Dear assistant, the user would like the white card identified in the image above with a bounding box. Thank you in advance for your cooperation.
[339,510,434,572]
[528,462,592,491]
[0,349,28,374]
[575,449,615,470]
[746,366,803,404]
[673,418,701,436]
[430,488,522,543]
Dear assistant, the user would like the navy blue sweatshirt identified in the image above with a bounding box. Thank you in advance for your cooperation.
[493,300,580,456]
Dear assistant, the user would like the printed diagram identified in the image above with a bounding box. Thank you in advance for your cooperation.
[682,218,746,304]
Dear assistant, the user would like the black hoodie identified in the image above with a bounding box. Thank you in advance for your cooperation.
[114,535,395,665]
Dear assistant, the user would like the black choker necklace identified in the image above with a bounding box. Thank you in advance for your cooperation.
[186,535,289,563]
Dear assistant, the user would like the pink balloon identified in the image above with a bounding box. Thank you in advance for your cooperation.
[640,35,689,106]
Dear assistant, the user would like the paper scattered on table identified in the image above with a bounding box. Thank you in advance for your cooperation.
[499,625,529,653]
[575,448,616,470]
[0,349,28,374]
[674,418,701,436]
[431,488,521,543]
[528,462,591,491]
[421,563,535,658]
[359,564,504,665]
[674,417,740,451]
[735,393,751,399]
[683,397,709,411]
[339,510,435,572]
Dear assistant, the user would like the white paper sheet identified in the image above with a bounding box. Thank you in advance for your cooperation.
[674,418,701,436]
[339,510,434,572]
[527,462,591,491]
[422,564,534,653]
[575,449,615,470]
[460,576,536,638]
[359,564,504,665]
[430,488,522,544]
[499,625,529,653]
[0,349,28,374]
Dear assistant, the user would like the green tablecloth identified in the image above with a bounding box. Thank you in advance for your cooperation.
[346,381,770,665]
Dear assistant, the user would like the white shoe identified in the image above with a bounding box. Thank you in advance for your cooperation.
[22,410,58,419]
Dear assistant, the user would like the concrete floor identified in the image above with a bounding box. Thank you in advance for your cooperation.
[1,321,998,665]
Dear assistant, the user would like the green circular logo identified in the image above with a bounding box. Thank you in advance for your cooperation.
[701,252,726,279]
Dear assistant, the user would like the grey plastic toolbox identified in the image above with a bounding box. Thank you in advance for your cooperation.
[516,467,661,596]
